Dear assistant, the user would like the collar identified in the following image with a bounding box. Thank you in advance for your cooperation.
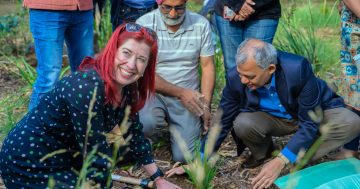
[254,73,276,93]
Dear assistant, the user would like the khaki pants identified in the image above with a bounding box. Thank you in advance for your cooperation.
[233,108,360,161]
[139,94,202,162]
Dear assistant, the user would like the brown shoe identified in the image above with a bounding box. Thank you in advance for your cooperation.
[241,155,270,168]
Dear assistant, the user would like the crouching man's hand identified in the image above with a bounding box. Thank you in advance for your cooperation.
[178,89,206,117]
[250,157,285,189]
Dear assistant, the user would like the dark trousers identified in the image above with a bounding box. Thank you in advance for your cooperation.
[233,108,360,161]
[110,0,157,30]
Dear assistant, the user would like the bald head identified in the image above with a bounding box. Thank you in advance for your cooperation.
[235,39,278,69]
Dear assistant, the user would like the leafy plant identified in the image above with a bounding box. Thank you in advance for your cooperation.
[3,55,36,86]
[170,111,223,189]
[274,0,341,77]
[212,42,226,106]
[94,0,112,51]
[0,2,32,56]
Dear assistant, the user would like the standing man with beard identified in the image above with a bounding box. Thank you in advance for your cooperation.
[136,0,215,162]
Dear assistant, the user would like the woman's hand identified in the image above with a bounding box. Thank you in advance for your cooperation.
[154,177,182,189]
[143,163,182,189]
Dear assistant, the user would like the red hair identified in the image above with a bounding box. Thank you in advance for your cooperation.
[79,23,158,114]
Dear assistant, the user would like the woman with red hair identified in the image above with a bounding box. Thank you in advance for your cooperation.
[0,23,180,189]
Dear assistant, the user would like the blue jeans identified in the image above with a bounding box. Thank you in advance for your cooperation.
[215,15,279,73]
[29,9,94,110]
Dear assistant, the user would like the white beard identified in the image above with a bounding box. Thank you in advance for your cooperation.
[160,10,186,26]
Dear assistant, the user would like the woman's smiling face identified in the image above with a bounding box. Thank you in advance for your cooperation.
[113,38,151,88]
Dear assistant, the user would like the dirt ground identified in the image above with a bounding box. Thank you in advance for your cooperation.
[111,133,336,189]
[0,63,24,99]
[0,0,17,16]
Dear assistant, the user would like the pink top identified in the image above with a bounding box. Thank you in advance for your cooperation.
[23,0,93,11]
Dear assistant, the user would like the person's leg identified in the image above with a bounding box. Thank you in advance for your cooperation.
[139,94,168,140]
[110,2,156,30]
[339,10,360,108]
[344,135,360,151]
[312,107,360,160]
[243,19,279,44]
[215,15,244,73]
[65,10,94,72]
[166,97,202,163]
[28,9,67,110]
[233,112,298,160]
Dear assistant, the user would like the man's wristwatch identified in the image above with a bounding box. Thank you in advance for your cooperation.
[150,168,164,181]
[277,153,290,165]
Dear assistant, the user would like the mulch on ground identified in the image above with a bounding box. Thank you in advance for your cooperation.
[113,133,337,189]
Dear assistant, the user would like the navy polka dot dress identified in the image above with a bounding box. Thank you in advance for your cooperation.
[0,69,154,188]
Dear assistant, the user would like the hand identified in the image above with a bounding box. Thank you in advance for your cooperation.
[201,108,211,135]
[233,14,247,21]
[251,157,285,189]
[223,6,236,20]
[154,177,182,189]
[235,0,255,21]
[165,162,189,177]
[178,89,205,117]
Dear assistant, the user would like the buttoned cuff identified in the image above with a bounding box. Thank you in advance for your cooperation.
[281,147,297,163]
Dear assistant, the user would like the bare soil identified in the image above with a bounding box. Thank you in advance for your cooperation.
[0,61,24,99]
[112,132,336,189]
[0,0,17,16]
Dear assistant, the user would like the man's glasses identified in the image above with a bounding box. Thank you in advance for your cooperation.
[160,4,186,14]
[125,23,158,41]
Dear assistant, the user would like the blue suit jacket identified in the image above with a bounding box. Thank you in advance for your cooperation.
[214,51,345,157]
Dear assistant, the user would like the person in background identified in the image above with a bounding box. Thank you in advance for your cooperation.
[199,0,219,52]
[136,0,215,162]
[340,0,360,110]
[337,0,360,159]
[214,0,280,74]
[23,0,94,110]
[110,0,157,30]
[0,23,180,189]
[199,0,216,18]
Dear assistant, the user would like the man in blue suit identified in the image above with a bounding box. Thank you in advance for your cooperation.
[215,39,360,189]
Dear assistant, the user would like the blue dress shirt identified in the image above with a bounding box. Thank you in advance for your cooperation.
[255,73,293,120]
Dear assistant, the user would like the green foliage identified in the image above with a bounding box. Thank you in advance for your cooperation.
[0,55,70,136]
[213,43,226,106]
[187,1,203,13]
[274,0,341,77]
[183,146,219,189]
[0,56,32,136]
[94,0,112,51]
[0,5,32,56]
[292,1,340,28]
[0,73,29,135]
[170,114,222,189]
[3,55,36,87]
